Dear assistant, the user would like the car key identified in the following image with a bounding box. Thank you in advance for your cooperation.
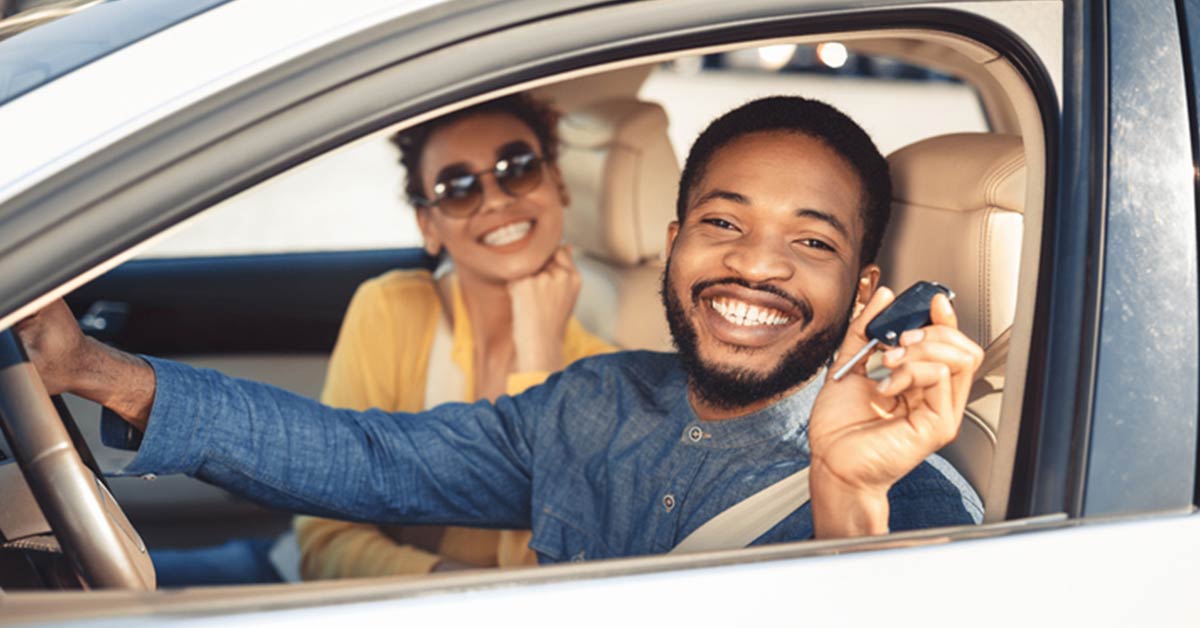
[831,281,955,381]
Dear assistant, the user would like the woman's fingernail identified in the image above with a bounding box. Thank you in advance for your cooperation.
[900,329,925,345]
[885,347,905,362]
[876,376,891,392]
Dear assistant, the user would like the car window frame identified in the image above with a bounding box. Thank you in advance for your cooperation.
[1079,0,1198,516]
[0,1,1058,324]
[0,0,1086,593]
[1172,0,1200,511]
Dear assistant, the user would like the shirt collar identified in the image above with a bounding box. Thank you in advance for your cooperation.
[671,368,825,450]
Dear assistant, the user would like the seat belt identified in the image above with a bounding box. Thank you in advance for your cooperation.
[423,273,467,409]
[669,466,810,555]
[975,327,1010,382]
[670,330,1014,555]
[423,313,464,409]
[670,328,1015,555]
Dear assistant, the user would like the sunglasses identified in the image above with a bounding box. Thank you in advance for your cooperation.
[416,149,545,218]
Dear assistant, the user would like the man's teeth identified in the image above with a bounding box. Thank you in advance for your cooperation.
[482,221,532,246]
[710,298,791,326]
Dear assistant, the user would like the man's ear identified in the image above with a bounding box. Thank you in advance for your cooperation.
[664,221,680,261]
[415,208,443,257]
[853,264,882,318]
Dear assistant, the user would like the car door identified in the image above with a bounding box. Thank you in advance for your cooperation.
[3,0,1200,624]
[3,0,1056,570]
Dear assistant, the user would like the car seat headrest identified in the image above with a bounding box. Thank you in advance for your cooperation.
[888,133,1026,215]
[879,132,1026,349]
[557,99,680,267]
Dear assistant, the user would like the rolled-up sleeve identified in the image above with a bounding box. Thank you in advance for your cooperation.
[111,356,546,529]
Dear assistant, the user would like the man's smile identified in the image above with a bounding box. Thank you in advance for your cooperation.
[695,282,810,349]
[710,297,791,326]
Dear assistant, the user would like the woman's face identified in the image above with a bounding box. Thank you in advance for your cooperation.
[416,112,567,284]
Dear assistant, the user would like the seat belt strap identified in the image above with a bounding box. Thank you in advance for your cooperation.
[423,274,467,410]
[975,327,1011,381]
[669,466,810,555]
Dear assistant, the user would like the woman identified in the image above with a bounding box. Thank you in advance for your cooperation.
[294,94,613,578]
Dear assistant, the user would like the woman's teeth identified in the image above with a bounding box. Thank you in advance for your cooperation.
[482,220,533,246]
[711,298,791,327]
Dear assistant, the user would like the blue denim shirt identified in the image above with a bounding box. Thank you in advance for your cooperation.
[104,351,982,563]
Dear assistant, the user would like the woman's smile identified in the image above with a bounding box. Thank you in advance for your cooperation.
[479,218,536,248]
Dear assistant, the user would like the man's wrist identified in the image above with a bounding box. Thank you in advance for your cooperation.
[75,338,155,431]
[809,465,890,539]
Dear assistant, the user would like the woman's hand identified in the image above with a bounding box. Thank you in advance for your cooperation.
[507,246,582,373]
[807,288,983,539]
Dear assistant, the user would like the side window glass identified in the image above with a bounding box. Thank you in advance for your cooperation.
[139,134,423,259]
[641,44,989,161]
[141,43,986,261]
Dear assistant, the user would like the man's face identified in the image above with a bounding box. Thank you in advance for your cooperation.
[662,131,877,413]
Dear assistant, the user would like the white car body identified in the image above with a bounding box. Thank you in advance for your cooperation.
[0,1,1196,626]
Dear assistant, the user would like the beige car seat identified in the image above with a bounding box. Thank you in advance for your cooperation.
[556,99,677,351]
[877,132,1026,516]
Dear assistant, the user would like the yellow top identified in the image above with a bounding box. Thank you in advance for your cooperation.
[294,269,614,579]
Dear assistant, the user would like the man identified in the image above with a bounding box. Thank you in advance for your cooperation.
[16,96,984,561]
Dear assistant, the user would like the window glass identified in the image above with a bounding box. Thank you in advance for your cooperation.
[641,45,988,161]
[141,43,986,259]
[140,134,420,259]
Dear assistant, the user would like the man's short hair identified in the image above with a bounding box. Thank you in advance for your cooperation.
[676,96,891,265]
[391,93,561,207]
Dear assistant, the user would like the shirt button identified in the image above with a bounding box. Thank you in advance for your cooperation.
[662,493,676,512]
[571,551,586,562]
[687,426,703,442]
[140,473,157,481]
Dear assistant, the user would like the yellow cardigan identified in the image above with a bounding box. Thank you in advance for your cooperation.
[294,269,613,579]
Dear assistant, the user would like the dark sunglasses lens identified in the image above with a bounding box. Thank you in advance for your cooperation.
[496,154,543,196]
[434,174,482,217]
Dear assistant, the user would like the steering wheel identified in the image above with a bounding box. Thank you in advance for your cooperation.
[0,329,154,589]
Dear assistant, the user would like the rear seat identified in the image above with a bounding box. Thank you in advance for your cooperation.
[878,132,1026,517]
[556,99,677,351]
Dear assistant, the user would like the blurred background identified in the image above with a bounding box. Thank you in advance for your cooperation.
[0,0,988,261]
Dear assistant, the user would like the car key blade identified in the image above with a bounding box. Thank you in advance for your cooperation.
[831,338,878,381]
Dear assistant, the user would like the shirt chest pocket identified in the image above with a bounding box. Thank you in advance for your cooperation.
[529,505,610,564]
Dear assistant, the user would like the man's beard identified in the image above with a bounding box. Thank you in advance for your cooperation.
[660,260,852,411]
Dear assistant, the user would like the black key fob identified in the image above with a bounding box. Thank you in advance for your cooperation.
[866,281,955,346]
[831,280,954,380]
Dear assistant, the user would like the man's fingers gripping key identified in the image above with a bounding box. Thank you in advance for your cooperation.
[830,286,893,381]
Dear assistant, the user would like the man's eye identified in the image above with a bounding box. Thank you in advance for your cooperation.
[701,218,737,230]
[797,238,834,252]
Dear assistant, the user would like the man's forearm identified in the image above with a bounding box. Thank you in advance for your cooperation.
[73,337,155,431]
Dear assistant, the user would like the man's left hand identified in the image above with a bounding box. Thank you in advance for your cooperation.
[807,287,983,539]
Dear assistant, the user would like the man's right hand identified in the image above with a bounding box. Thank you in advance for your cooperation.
[14,298,155,430]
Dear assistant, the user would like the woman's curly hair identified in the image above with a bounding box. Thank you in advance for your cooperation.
[391,94,561,207]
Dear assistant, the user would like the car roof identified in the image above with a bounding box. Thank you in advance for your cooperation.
[0,0,451,206]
